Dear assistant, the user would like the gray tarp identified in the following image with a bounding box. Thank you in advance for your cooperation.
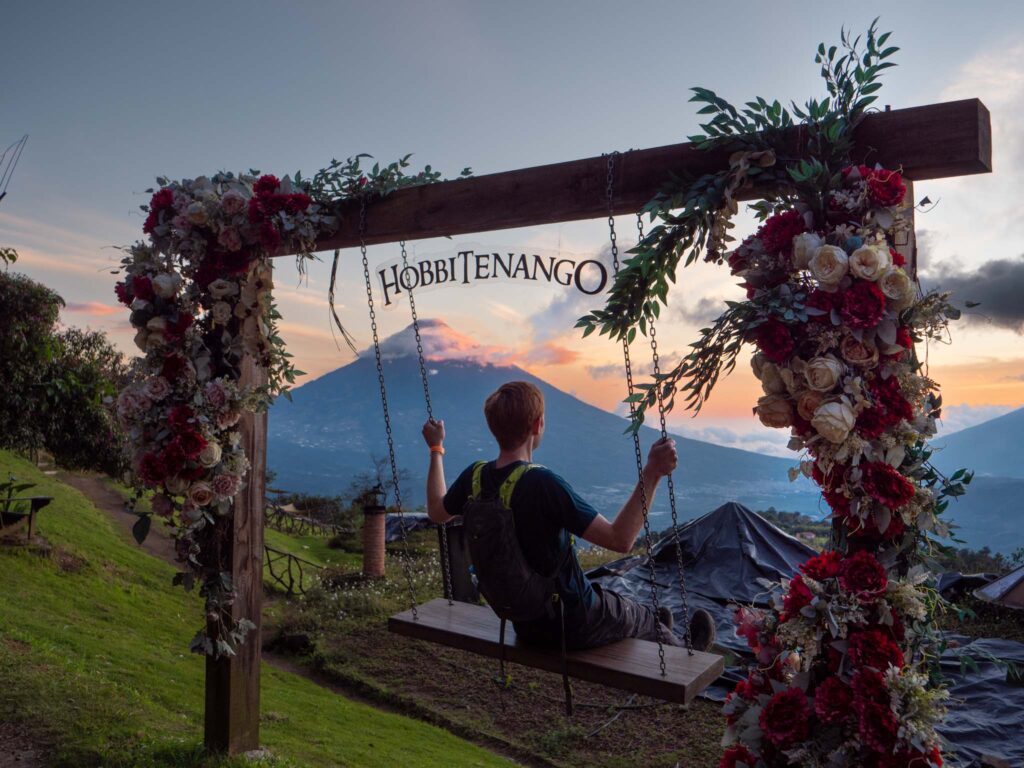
[587,502,1024,767]
[385,513,433,542]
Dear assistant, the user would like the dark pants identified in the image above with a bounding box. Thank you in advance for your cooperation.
[514,584,684,651]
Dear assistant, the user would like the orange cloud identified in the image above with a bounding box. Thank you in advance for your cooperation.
[64,301,121,317]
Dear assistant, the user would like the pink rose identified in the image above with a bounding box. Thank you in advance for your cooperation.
[212,473,241,499]
[188,481,215,507]
[217,227,243,252]
[221,190,247,215]
[142,376,172,401]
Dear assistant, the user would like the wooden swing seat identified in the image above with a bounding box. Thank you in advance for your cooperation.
[388,598,724,704]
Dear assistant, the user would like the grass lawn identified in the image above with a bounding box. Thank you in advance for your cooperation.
[0,450,514,768]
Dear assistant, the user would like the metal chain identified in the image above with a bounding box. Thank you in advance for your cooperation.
[400,241,454,605]
[359,201,419,620]
[637,214,694,655]
[607,151,667,678]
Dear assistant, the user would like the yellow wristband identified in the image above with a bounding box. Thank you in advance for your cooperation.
[429,445,445,455]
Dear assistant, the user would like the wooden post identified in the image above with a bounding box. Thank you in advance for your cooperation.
[204,325,268,753]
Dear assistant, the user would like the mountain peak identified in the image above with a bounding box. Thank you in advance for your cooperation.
[371,319,513,366]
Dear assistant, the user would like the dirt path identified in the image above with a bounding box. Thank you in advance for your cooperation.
[59,473,178,565]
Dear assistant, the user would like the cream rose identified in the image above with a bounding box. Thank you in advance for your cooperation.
[186,201,209,226]
[207,279,238,299]
[811,401,856,444]
[755,394,794,429]
[848,245,892,282]
[804,355,845,392]
[759,362,787,395]
[165,475,190,496]
[198,442,223,468]
[152,272,182,299]
[840,335,879,368]
[792,232,823,270]
[878,267,915,309]
[808,245,849,289]
[188,481,215,507]
[796,390,825,422]
[211,301,233,325]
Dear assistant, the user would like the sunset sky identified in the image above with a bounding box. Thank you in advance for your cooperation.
[4,2,1024,456]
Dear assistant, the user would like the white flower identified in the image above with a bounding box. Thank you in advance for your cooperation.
[849,245,892,282]
[165,475,190,496]
[792,232,823,269]
[811,401,856,443]
[759,362,788,395]
[755,394,794,429]
[879,267,915,309]
[152,272,182,299]
[198,441,223,468]
[141,376,172,401]
[808,245,849,289]
[208,279,238,299]
[804,355,845,392]
[188,481,215,507]
[186,201,209,226]
[211,301,233,325]
[146,316,168,333]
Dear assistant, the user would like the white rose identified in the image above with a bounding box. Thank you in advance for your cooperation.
[198,441,223,468]
[792,232,823,270]
[208,279,238,299]
[755,394,794,429]
[811,401,856,443]
[849,245,892,282]
[808,245,849,289]
[188,481,215,507]
[187,201,209,226]
[152,272,182,299]
[759,362,787,395]
[165,475,190,496]
[146,316,167,333]
[804,355,845,392]
[878,267,915,309]
[211,301,233,325]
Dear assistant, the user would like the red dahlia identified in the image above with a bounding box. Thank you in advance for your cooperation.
[782,575,814,620]
[719,745,758,768]
[174,430,208,460]
[840,280,887,329]
[838,550,888,597]
[114,281,132,306]
[862,461,916,510]
[253,174,280,197]
[757,210,806,256]
[889,247,907,268]
[753,318,794,364]
[759,687,811,748]
[167,405,194,430]
[814,676,853,724]
[137,452,167,487]
[848,629,904,672]
[853,669,899,754]
[801,550,842,581]
[867,168,907,207]
[132,275,155,302]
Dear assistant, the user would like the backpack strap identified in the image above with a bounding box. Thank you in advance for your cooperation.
[469,461,488,499]
[498,462,539,508]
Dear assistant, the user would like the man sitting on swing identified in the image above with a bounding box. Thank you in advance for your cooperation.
[422,380,715,653]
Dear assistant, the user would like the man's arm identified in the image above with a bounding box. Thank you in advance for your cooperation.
[581,437,677,554]
[423,418,453,524]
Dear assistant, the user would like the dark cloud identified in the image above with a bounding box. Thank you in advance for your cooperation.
[585,351,682,380]
[923,254,1024,333]
[672,296,727,327]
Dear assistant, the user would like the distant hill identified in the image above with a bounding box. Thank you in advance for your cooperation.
[932,407,1024,479]
[269,321,821,527]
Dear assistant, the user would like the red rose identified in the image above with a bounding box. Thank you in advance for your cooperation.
[862,461,916,510]
[719,745,758,768]
[879,748,943,768]
[753,318,794,364]
[838,550,888,597]
[852,670,898,754]
[802,550,842,581]
[150,188,175,211]
[174,430,208,460]
[253,174,280,197]
[132,275,155,302]
[805,288,837,322]
[814,676,853,724]
[782,575,814,620]
[259,220,282,250]
[840,280,887,329]
[759,687,811,748]
[757,210,805,256]
[165,312,194,342]
[161,354,188,381]
[137,452,167,487]
[889,247,907,268]
[867,168,907,207]
[848,629,904,672]
[161,441,186,475]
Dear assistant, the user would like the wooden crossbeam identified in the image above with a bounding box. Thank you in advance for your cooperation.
[282,98,989,253]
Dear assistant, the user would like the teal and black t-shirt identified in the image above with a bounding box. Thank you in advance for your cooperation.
[443,460,599,637]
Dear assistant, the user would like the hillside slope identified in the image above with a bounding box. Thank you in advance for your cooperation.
[0,451,512,768]
[932,406,1024,479]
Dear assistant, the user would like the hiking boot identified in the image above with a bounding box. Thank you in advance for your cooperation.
[687,608,716,652]
[657,606,674,630]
